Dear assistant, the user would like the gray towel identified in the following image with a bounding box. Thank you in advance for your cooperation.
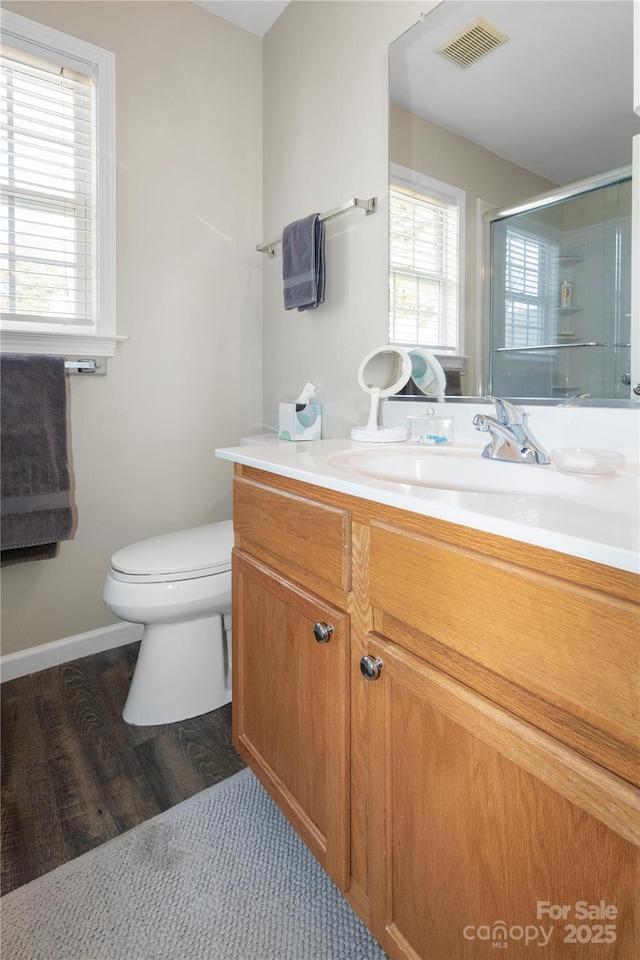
[1,354,73,566]
[282,213,325,311]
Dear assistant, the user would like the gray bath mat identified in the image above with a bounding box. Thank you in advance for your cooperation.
[1,768,386,960]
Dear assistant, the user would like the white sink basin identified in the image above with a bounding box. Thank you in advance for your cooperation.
[328,445,587,497]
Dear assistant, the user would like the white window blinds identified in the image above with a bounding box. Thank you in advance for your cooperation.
[503,229,557,348]
[389,184,461,354]
[1,50,95,326]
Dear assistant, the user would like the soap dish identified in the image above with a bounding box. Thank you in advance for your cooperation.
[551,447,624,476]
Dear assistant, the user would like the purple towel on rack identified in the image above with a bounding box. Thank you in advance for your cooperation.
[282,213,325,311]
[1,354,73,566]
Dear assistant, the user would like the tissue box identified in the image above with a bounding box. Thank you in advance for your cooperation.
[279,402,322,441]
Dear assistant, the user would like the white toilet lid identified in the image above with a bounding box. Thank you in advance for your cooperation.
[110,521,234,580]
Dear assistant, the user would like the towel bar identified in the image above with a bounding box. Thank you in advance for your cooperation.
[495,342,608,353]
[64,359,107,375]
[257,196,377,257]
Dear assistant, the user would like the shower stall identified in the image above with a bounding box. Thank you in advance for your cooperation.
[488,167,632,400]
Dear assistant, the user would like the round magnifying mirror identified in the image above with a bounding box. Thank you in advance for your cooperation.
[408,348,446,401]
[351,346,412,443]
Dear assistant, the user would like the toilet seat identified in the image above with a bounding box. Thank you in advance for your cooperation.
[109,521,234,583]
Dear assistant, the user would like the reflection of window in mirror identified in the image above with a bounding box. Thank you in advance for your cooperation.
[502,229,559,348]
[389,164,464,360]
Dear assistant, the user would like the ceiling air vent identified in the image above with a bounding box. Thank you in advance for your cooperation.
[436,17,508,69]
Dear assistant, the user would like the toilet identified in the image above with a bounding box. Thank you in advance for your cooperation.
[102,521,234,726]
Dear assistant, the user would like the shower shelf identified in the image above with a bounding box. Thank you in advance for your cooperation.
[555,255,582,265]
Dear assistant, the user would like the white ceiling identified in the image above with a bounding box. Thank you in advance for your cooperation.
[390,0,639,185]
[193,1,290,37]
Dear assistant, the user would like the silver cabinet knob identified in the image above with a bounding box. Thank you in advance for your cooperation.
[633,383,640,397]
[313,622,334,643]
[360,656,383,681]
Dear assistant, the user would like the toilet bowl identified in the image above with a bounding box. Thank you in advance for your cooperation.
[102,521,234,726]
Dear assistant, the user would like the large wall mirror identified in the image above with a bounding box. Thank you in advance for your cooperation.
[389,0,639,404]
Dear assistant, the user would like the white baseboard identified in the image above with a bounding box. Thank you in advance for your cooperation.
[0,622,144,683]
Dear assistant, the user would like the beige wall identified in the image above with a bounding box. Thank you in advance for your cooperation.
[390,104,556,393]
[3,0,606,658]
[1,1,263,654]
[262,1,426,437]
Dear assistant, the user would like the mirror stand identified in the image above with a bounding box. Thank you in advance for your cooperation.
[351,346,412,442]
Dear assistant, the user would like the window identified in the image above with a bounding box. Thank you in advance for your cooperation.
[0,12,117,356]
[503,228,558,348]
[389,165,464,357]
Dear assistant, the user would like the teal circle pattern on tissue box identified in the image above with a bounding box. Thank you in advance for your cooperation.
[297,406,318,428]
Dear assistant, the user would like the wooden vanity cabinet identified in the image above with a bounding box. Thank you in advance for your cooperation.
[231,466,640,959]
[365,511,639,959]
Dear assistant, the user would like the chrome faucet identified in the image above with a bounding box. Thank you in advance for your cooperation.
[473,397,550,465]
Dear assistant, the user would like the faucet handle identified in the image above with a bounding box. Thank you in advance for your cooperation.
[485,396,525,426]
[476,398,549,465]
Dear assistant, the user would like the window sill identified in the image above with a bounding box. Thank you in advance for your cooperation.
[436,354,468,372]
[0,330,128,357]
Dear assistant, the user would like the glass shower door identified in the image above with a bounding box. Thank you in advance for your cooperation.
[489,173,632,400]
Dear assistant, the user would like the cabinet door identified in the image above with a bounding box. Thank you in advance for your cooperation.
[365,636,639,960]
[233,549,350,891]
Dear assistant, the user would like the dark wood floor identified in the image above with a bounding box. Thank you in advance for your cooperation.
[1,641,245,897]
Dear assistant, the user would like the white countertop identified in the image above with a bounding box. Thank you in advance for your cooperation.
[216,437,640,575]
